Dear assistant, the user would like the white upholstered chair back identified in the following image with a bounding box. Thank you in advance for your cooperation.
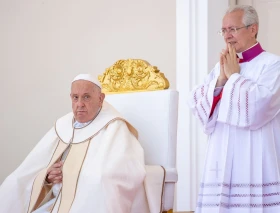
[105,89,178,212]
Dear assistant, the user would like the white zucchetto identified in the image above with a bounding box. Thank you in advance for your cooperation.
[72,74,101,88]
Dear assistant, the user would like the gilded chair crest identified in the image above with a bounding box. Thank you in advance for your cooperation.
[98,59,169,93]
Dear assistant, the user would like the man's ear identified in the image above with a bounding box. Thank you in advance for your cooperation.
[99,93,105,104]
[251,24,258,38]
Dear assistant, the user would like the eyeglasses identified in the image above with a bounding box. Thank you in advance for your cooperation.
[218,25,252,36]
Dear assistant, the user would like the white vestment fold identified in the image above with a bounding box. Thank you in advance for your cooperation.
[189,51,280,213]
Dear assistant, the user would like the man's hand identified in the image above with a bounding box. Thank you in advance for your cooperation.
[216,49,228,87]
[222,43,240,78]
[46,161,63,184]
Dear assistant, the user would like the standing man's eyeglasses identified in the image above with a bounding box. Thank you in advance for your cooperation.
[218,25,252,36]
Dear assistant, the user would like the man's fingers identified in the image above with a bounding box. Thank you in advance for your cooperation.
[47,162,63,173]
[228,43,237,61]
[45,161,64,184]
[221,49,228,56]
[220,53,224,65]
[231,44,236,53]
[228,43,232,52]
[48,166,62,173]
[48,169,62,176]
[48,174,62,180]
[232,46,237,61]
[47,174,63,184]
[228,43,236,59]
[55,176,62,180]
[220,53,227,61]
[225,52,231,61]
[51,176,63,184]
[52,162,63,168]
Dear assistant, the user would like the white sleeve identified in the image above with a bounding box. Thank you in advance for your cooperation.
[188,64,221,134]
[217,60,280,130]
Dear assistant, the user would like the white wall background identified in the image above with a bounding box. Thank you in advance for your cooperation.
[0,0,230,211]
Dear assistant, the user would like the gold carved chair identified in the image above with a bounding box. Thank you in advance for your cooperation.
[99,59,178,213]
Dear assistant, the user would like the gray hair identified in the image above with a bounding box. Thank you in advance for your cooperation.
[225,5,259,38]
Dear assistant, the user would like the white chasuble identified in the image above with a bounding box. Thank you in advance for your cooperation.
[0,101,166,213]
[189,45,280,213]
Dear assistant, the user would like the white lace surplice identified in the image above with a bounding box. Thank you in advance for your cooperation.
[189,51,280,213]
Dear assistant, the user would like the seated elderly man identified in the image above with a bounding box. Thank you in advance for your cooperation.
[0,74,145,213]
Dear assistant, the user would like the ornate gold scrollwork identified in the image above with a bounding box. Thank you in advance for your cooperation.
[98,59,169,93]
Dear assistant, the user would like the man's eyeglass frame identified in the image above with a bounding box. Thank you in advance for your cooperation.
[218,24,252,36]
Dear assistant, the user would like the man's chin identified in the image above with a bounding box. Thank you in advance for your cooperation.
[75,115,88,123]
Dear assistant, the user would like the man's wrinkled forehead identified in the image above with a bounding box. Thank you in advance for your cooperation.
[222,10,244,26]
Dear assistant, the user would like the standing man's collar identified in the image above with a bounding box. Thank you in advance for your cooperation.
[236,42,264,62]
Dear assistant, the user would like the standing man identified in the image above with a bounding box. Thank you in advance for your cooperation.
[0,74,146,213]
[188,5,280,213]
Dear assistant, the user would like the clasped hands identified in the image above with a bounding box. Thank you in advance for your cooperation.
[216,43,240,87]
[46,161,63,184]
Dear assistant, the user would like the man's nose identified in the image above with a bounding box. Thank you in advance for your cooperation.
[77,99,85,106]
[224,31,233,39]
